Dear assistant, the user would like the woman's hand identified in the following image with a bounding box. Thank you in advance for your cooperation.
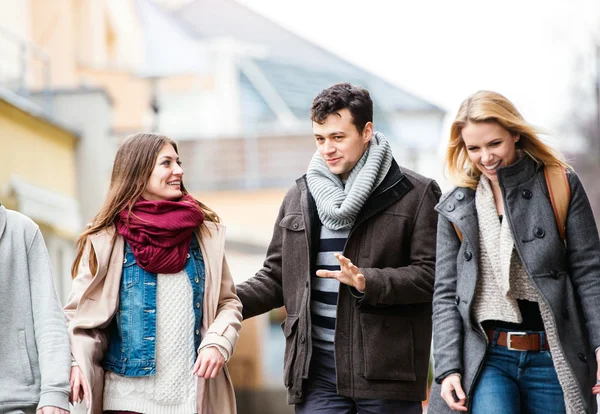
[193,346,225,379]
[69,366,90,408]
[316,253,366,292]
[441,373,468,412]
[36,407,69,414]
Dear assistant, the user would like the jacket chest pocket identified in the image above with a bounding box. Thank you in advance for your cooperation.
[122,252,141,288]
[279,214,305,234]
[279,214,308,289]
[190,248,206,281]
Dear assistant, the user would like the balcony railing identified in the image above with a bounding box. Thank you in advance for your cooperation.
[0,25,52,113]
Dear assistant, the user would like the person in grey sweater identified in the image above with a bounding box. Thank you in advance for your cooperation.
[0,203,71,414]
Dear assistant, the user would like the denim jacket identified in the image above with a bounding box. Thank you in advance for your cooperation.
[102,236,205,376]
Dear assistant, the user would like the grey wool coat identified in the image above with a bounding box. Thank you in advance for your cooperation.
[237,160,441,404]
[429,156,600,413]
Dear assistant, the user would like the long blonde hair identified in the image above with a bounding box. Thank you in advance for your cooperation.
[446,90,569,189]
[71,133,219,278]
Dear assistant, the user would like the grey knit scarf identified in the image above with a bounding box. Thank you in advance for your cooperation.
[306,131,393,230]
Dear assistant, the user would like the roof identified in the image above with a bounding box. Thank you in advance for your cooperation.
[0,86,81,137]
[174,0,445,114]
[136,0,211,77]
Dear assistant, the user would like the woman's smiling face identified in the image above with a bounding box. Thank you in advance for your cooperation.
[461,121,520,183]
[141,144,184,201]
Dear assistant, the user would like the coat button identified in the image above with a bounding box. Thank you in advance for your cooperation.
[455,296,460,305]
[533,227,545,238]
[295,390,303,398]
[293,223,299,229]
[186,253,190,258]
[195,277,199,283]
[550,269,560,279]
[464,251,472,261]
[195,329,200,335]
[446,203,455,212]
[455,191,465,201]
[300,336,305,343]
[196,302,201,308]
[577,353,587,362]
[123,258,127,263]
[522,189,532,199]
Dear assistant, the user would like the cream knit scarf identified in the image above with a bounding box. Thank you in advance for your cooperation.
[306,132,393,230]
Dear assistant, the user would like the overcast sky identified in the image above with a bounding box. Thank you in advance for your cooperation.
[238,0,600,140]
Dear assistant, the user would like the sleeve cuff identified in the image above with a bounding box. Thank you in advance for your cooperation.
[38,390,70,412]
[200,344,230,362]
[435,369,462,384]
[199,332,234,359]
[347,285,365,299]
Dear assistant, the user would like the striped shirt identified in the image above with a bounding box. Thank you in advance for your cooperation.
[311,225,350,351]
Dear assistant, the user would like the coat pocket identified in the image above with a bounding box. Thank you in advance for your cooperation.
[281,314,300,388]
[359,313,416,381]
[122,252,141,288]
[17,329,35,385]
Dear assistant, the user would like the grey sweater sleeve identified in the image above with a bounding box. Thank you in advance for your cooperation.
[28,229,71,411]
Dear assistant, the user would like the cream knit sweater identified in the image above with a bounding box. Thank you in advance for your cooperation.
[103,270,197,414]
[472,176,585,414]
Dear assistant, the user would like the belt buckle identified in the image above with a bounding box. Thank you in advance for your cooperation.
[506,331,527,351]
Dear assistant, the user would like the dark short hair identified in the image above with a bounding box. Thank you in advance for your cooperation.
[310,83,373,133]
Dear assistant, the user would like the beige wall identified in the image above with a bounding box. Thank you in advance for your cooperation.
[27,0,143,87]
[29,0,78,87]
[0,99,77,198]
[79,67,151,133]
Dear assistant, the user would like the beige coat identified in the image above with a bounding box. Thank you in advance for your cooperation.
[64,222,242,414]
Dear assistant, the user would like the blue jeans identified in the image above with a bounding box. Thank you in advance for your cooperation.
[471,340,566,414]
[295,347,422,414]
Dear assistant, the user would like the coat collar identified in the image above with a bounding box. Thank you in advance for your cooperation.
[353,159,413,229]
[436,185,479,246]
[86,221,226,286]
[497,153,542,189]
[435,155,542,246]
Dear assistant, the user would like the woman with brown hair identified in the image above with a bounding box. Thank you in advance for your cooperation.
[64,133,242,414]
[429,91,600,413]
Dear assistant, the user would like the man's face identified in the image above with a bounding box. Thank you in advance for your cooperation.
[313,108,372,181]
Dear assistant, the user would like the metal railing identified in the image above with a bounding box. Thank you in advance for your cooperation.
[0,24,52,113]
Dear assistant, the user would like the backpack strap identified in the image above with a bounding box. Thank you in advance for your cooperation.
[544,165,570,244]
[452,223,463,242]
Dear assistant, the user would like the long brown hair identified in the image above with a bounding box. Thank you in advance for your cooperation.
[446,90,569,189]
[71,133,219,278]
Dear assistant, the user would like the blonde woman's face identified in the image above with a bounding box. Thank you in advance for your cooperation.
[461,121,519,183]
[142,144,184,201]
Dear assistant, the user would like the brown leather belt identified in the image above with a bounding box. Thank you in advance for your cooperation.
[486,329,548,351]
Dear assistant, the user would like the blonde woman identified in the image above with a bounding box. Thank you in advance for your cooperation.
[65,133,242,414]
[429,91,600,413]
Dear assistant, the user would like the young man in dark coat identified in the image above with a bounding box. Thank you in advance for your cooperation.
[236,83,440,413]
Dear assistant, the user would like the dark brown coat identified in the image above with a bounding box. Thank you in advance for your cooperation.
[237,161,441,404]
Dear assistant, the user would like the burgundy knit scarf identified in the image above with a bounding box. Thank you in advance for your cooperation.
[115,194,204,274]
